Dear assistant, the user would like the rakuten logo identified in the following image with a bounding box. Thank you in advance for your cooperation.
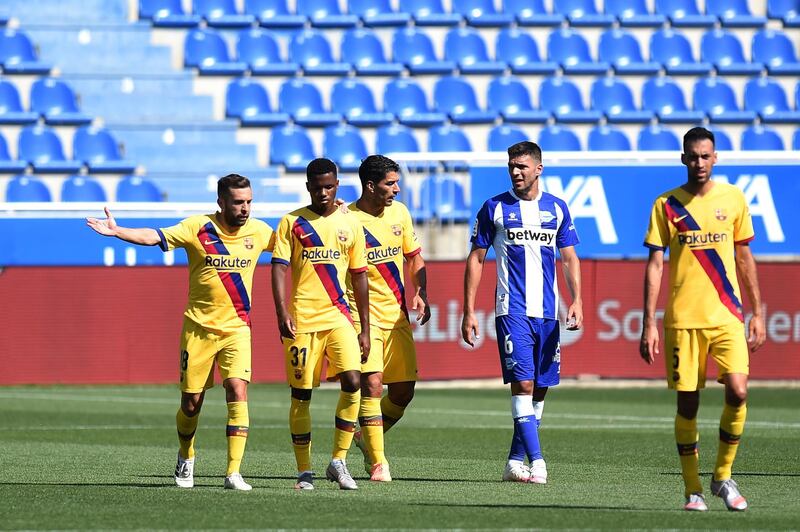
[204,256,252,270]
[367,246,401,263]
[677,232,728,246]
[301,248,341,261]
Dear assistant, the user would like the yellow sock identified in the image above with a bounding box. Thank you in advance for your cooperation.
[290,396,312,472]
[332,390,360,460]
[675,414,702,497]
[226,401,249,476]
[359,396,386,465]
[380,396,406,433]
[176,408,199,460]
[714,403,746,481]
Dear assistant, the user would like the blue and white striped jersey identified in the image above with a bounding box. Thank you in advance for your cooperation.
[471,189,579,319]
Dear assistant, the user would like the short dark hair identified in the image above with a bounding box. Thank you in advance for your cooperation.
[507,141,542,162]
[217,173,250,199]
[306,158,338,180]
[683,127,715,152]
[358,154,400,187]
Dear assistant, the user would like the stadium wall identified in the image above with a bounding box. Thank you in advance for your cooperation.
[2,261,798,385]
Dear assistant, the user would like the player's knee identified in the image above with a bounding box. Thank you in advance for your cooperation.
[725,385,747,406]
[181,392,204,416]
[388,383,415,407]
[291,387,312,401]
[361,372,383,397]
[339,371,361,393]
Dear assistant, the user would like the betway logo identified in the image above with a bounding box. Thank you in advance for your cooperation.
[367,246,401,263]
[301,248,341,261]
[204,256,252,269]
[506,228,555,246]
[677,232,728,246]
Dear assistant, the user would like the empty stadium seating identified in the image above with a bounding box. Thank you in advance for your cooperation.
[538,124,583,151]
[752,29,800,75]
[270,124,316,172]
[30,78,92,126]
[324,124,368,172]
[61,175,107,202]
[279,78,341,126]
[139,0,201,27]
[638,124,681,150]
[116,175,163,202]
[331,78,393,126]
[488,124,528,152]
[539,77,602,123]
[444,27,505,75]
[384,78,446,127]
[744,77,800,123]
[0,131,28,173]
[342,29,403,76]
[588,125,632,151]
[184,28,247,75]
[245,0,306,27]
[226,78,289,126]
[19,125,83,173]
[433,76,496,124]
[0,29,51,74]
[73,126,137,174]
[195,0,255,27]
[495,28,558,75]
[6,175,52,202]
[237,28,299,76]
[488,76,550,123]
[0,80,38,124]
[290,29,350,75]
[590,77,653,123]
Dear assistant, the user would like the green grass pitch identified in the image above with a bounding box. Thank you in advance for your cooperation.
[1,384,798,530]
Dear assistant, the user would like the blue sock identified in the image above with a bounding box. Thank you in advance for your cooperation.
[511,395,541,462]
[508,425,525,462]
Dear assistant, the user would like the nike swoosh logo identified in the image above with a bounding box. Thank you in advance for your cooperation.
[204,239,219,245]
[298,233,312,239]
[673,215,688,223]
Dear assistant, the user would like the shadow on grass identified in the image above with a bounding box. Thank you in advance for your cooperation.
[412,502,643,511]
[659,471,800,478]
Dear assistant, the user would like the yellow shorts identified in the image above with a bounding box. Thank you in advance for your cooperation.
[284,326,361,389]
[179,317,251,393]
[664,322,749,391]
[359,324,418,383]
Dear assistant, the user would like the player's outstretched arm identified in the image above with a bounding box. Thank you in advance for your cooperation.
[271,262,296,339]
[735,243,766,352]
[86,207,161,245]
[640,248,664,364]
[560,246,583,330]
[461,245,487,347]
[351,269,371,362]
[407,253,431,325]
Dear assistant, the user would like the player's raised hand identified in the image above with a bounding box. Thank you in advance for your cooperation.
[86,206,118,236]
[639,323,659,364]
[411,291,431,325]
[461,312,479,347]
[747,314,766,352]
[358,330,371,364]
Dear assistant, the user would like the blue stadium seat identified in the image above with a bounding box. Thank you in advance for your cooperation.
[701,29,764,75]
[0,131,27,173]
[116,176,162,202]
[445,27,505,74]
[30,78,92,126]
[642,77,705,123]
[768,0,800,26]
[538,125,582,151]
[399,0,462,25]
[539,77,602,123]
[244,0,306,27]
[588,125,631,151]
[61,175,107,202]
[693,77,756,123]
[598,29,660,75]
[270,124,316,172]
[392,27,456,75]
[337,183,361,202]
[741,125,784,150]
[384,78,447,127]
[428,124,471,152]
[279,78,341,126]
[290,29,351,75]
[324,124,368,172]
[296,0,359,27]
[604,0,665,26]
[590,77,653,123]
[488,124,528,151]
[505,0,563,26]
[350,0,411,26]
[184,29,247,75]
[0,29,52,74]
[226,78,290,126]
[0,80,38,124]
[794,128,800,149]
[707,127,734,150]
[140,0,201,27]
[434,76,496,124]
[744,77,800,123]
[6,175,51,202]
[487,76,550,123]
[752,29,800,75]
[237,28,299,75]
[376,124,420,153]
[19,125,83,173]
[341,29,403,76]
[655,0,717,27]
[495,28,558,75]
[638,124,681,150]
[547,28,610,75]
[706,0,767,27]
[553,0,615,26]
[650,28,712,75]
[73,126,137,174]
[331,78,393,126]
[194,0,255,27]
[452,0,513,26]
[417,174,470,221]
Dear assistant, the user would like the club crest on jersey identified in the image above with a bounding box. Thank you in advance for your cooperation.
[540,211,556,223]
[715,208,727,221]
[391,224,402,236]
[337,229,349,242]
[243,237,254,250]
[294,369,302,380]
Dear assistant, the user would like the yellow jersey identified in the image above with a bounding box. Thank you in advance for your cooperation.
[271,207,367,333]
[644,182,754,329]
[157,214,275,334]
[346,201,421,329]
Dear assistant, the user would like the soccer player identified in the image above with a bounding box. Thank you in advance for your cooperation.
[461,141,583,484]
[347,155,431,482]
[640,126,766,512]
[86,174,274,491]
[271,158,371,491]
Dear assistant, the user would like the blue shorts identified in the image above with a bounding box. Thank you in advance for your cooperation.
[495,315,561,386]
